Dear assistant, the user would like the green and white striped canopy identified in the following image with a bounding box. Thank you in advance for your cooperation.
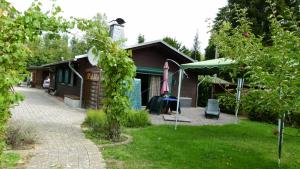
[181,58,235,70]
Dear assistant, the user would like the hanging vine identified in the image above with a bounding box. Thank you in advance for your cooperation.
[77,15,136,141]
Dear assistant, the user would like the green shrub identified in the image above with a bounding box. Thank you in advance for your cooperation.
[242,90,279,124]
[121,110,151,128]
[84,109,107,132]
[284,112,300,128]
[0,152,21,169]
[5,121,37,148]
[218,93,237,114]
[238,90,300,127]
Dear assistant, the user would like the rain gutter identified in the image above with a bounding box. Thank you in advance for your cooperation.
[68,61,83,108]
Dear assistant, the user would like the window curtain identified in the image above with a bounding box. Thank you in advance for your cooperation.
[149,75,161,100]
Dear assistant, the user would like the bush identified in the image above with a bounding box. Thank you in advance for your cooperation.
[233,90,300,127]
[242,90,279,124]
[121,110,151,128]
[84,109,107,132]
[84,109,150,132]
[5,121,37,149]
[218,93,237,114]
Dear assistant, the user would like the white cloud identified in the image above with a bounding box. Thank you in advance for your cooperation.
[8,0,227,53]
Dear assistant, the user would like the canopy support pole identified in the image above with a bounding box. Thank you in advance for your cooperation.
[235,78,244,124]
[175,69,183,130]
[196,77,207,107]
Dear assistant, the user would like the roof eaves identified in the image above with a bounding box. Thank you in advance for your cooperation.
[125,40,195,63]
[124,40,162,50]
[159,40,195,63]
[41,59,75,67]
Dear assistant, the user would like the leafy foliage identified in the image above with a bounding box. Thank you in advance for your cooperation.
[0,152,20,169]
[137,34,145,44]
[70,36,89,56]
[191,31,203,61]
[84,109,107,132]
[212,3,300,120]
[77,14,136,141]
[218,92,237,115]
[27,34,73,66]
[205,0,300,59]
[121,110,151,128]
[0,0,71,162]
[163,36,192,57]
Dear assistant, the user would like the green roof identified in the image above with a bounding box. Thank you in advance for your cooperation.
[181,58,235,70]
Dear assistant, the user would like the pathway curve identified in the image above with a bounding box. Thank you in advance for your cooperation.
[11,87,106,169]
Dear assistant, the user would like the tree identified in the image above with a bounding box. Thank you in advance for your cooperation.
[205,40,217,60]
[191,31,202,61]
[163,36,192,57]
[212,5,300,124]
[163,36,182,49]
[27,34,73,66]
[0,0,71,162]
[70,36,89,56]
[77,14,136,141]
[205,0,300,59]
[137,34,145,44]
[27,34,90,67]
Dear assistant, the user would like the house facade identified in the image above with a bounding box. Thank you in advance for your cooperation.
[29,40,199,109]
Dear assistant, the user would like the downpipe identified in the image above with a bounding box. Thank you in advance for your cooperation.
[68,61,83,108]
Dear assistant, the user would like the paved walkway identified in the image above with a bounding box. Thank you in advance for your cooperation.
[11,87,106,169]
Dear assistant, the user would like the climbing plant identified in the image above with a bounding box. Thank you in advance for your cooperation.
[77,14,136,141]
[0,0,71,162]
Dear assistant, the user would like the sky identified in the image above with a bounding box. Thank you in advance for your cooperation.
[8,0,227,53]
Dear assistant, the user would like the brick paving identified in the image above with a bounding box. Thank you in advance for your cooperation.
[11,87,106,169]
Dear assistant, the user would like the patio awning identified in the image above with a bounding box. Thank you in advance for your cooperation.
[181,58,235,70]
[174,58,237,129]
[201,76,231,85]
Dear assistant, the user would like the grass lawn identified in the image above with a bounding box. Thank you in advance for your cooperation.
[1,152,21,169]
[99,120,300,169]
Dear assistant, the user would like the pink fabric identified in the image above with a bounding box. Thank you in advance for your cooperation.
[161,61,169,94]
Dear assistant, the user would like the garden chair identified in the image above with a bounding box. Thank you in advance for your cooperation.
[205,99,220,119]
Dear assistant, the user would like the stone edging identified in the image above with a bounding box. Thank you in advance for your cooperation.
[98,134,133,148]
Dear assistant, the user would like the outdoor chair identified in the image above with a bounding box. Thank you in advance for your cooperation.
[205,99,220,119]
[146,96,181,114]
[146,96,164,114]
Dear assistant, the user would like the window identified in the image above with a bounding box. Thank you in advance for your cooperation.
[58,69,63,83]
[57,67,76,86]
[69,71,74,86]
[64,69,69,84]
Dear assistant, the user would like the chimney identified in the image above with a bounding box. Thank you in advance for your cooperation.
[109,18,126,46]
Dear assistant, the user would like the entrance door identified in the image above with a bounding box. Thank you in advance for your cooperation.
[136,74,162,106]
[136,74,149,106]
